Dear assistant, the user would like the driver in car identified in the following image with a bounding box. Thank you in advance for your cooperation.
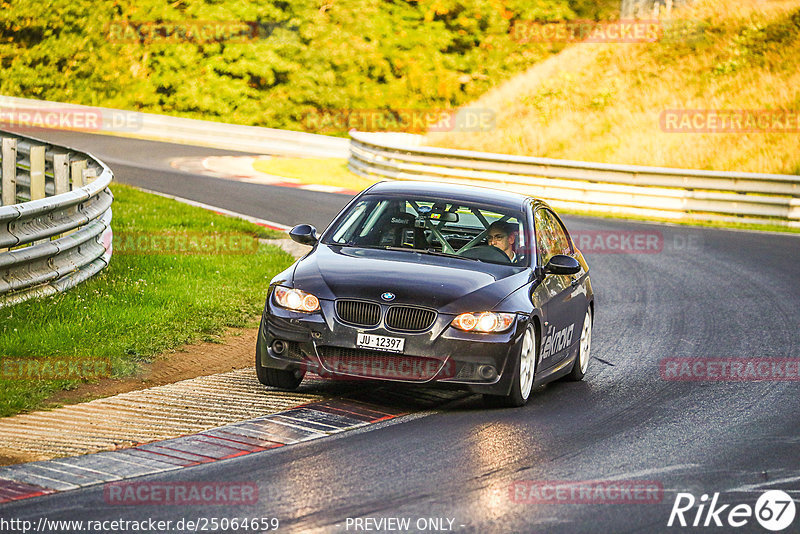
[487,221,518,263]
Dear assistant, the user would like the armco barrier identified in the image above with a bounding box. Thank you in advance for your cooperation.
[348,131,800,227]
[621,0,690,18]
[0,130,113,307]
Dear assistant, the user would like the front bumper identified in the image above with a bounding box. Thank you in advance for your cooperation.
[258,293,528,396]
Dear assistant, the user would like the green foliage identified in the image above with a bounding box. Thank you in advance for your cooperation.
[713,8,800,75]
[0,0,612,134]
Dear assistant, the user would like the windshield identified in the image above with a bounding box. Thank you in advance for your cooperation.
[323,195,530,266]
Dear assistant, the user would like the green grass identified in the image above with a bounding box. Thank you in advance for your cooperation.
[0,184,293,417]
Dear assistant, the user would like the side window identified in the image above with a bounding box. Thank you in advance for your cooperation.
[543,210,573,256]
[332,200,369,243]
[534,209,555,266]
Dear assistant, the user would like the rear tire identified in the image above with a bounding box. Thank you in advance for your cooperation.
[256,318,304,390]
[565,307,592,381]
[483,323,536,408]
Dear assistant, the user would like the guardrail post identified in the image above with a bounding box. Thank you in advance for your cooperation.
[29,145,46,200]
[71,160,87,190]
[53,154,69,195]
[1,137,17,206]
[82,168,97,184]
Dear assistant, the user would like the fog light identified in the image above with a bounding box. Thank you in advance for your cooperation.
[271,340,286,354]
[477,365,497,380]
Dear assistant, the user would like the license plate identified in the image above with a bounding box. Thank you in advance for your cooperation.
[356,333,405,353]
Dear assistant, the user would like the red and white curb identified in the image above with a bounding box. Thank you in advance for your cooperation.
[170,156,359,196]
[0,398,404,505]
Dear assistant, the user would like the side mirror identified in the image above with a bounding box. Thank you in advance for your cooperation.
[289,224,318,246]
[544,254,580,275]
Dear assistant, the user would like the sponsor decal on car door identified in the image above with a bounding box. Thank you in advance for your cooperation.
[541,322,575,360]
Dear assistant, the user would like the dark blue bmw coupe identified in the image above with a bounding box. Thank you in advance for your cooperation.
[257,181,594,407]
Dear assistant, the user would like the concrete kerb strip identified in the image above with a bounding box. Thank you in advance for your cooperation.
[0,397,406,505]
[0,369,331,458]
[0,377,472,506]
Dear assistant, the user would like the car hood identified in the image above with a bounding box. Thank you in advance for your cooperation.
[289,245,530,313]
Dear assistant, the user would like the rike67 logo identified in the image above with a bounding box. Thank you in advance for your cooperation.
[668,490,796,531]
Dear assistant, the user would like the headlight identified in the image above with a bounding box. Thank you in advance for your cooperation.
[273,286,320,313]
[451,312,515,333]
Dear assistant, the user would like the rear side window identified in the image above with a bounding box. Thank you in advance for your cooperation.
[535,208,572,265]
[544,210,572,255]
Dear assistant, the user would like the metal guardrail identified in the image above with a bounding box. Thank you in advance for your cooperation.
[620,0,690,18]
[0,95,349,159]
[348,131,800,227]
[0,130,113,307]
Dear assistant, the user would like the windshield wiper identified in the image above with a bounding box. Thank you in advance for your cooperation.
[383,247,481,262]
[332,242,378,248]
[333,243,481,262]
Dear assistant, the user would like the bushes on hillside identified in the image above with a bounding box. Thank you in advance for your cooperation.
[0,0,618,134]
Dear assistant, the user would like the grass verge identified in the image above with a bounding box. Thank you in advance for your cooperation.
[0,183,293,418]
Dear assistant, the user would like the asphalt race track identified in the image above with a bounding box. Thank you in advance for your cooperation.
[12,128,351,229]
[2,130,799,533]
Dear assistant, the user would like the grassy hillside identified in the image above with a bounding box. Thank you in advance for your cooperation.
[0,0,618,134]
[426,0,800,175]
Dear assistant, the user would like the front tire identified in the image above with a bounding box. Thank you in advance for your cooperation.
[565,307,592,381]
[484,323,537,408]
[256,318,304,390]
